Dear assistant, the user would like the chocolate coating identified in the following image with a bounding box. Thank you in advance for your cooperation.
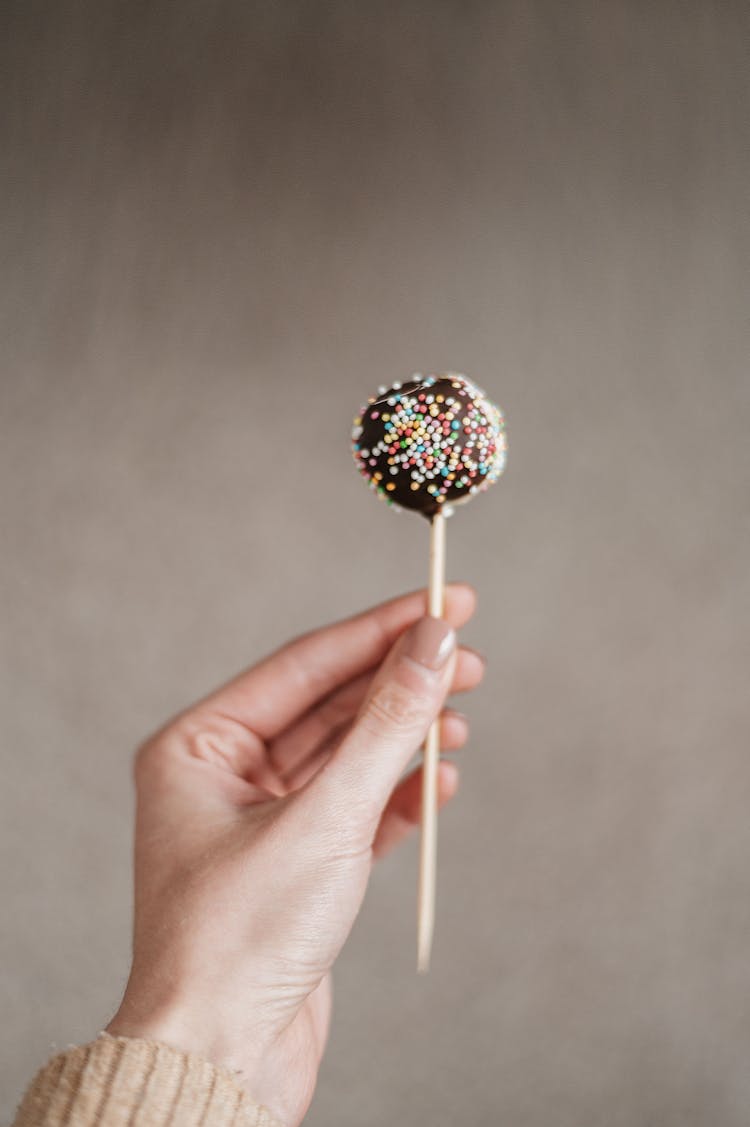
[352,373,506,518]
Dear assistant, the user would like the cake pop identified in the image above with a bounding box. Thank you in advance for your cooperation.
[351,372,507,972]
[352,373,506,518]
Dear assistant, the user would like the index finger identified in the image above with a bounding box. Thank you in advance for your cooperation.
[194,583,477,739]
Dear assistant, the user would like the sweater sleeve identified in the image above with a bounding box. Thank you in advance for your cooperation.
[11,1033,285,1127]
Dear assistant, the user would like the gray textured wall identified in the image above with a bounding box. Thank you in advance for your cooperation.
[2,3,749,1123]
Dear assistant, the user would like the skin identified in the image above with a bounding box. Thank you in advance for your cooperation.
[106,583,484,1126]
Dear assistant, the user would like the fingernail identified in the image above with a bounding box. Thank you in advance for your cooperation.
[402,617,456,670]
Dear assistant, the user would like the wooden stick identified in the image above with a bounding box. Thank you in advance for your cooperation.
[417,509,447,973]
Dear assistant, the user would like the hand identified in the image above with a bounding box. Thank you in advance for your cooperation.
[106,584,484,1126]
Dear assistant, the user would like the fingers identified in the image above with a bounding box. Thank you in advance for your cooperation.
[193,584,476,739]
[301,617,456,841]
[438,709,469,751]
[269,646,484,784]
[372,761,460,859]
[284,707,469,792]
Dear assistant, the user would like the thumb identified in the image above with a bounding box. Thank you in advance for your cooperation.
[305,616,456,836]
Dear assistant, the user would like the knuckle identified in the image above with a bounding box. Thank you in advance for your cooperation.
[133,731,174,788]
[364,680,431,733]
[133,738,157,780]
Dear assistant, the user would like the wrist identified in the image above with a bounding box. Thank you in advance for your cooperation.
[105,995,240,1076]
[106,997,300,1126]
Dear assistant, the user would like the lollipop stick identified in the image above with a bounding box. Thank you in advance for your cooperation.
[417,508,447,973]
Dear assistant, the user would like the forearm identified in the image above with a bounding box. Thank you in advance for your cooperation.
[12,1033,283,1127]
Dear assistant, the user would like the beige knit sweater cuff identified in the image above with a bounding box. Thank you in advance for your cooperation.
[12,1033,285,1127]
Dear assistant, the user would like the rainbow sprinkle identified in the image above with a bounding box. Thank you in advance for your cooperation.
[351,373,507,517]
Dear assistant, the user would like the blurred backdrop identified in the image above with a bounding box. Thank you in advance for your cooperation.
[1,2,749,1124]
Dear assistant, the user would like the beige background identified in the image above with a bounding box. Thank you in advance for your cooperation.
[1,2,749,1123]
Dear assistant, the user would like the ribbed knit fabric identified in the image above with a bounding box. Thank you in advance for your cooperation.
[12,1033,285,1127]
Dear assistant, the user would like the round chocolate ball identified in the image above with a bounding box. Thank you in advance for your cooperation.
[352,373,507,518]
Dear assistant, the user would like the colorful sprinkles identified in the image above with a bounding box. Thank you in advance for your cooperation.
[351,373,507,517]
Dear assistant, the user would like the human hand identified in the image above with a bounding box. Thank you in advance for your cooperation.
[106,584,484,1126]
